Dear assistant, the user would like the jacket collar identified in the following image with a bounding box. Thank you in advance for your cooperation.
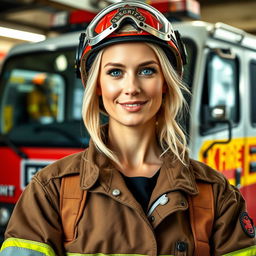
[80,139,112,191]
[149,152,198,206]
[80,139,199,197]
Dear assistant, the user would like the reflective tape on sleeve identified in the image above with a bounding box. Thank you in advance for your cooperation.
[66,254,174,256]
[0,238,56,256]
[222,245,256,256]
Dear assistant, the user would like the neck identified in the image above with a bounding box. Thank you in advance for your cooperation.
[108,120,162,177]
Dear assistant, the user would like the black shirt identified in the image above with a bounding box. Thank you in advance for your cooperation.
[122,171,159,213]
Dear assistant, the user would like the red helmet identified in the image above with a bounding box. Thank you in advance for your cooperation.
[76,1,187,80]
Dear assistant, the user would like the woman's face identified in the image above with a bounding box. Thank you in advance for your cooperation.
[98,42,165,128]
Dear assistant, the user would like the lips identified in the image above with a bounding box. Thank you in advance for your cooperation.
[119,101,147,105]
[118,101,147,112]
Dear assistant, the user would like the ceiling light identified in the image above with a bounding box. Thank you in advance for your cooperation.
[0,26,46,42]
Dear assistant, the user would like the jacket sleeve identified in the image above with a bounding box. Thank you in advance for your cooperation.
[211,179,256,256]
[0,175,64,256]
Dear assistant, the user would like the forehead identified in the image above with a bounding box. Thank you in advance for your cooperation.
[101,42,159,65]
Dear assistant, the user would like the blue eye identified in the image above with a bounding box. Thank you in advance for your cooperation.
[139,67,156,76]
[107,69,122,77]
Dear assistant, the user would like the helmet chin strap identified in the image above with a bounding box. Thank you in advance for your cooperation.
[75,32,86,79]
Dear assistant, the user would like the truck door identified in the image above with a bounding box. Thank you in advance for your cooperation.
[189,34,256,224]
[192,44,245,187]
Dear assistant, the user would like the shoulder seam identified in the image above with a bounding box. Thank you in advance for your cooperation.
[32,176,56,208]
[217,185,241,218]
[190,159,226,184]
[33,150,85,186]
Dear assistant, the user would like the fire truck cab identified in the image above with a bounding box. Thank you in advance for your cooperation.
[0,20,256,242]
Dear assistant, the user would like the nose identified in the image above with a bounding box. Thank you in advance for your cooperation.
[124,75,141,96]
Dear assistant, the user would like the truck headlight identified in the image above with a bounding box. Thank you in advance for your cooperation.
[0,207,10,226]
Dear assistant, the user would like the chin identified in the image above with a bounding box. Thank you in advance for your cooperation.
[109,115,157,128]
[120,121,143,127]
[119,118,154,128]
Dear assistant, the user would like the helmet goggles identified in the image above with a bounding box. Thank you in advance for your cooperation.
[77,1,187,80]
[88,2,175,45]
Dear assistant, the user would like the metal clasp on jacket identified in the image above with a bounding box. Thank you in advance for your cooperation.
[147,194,169,217]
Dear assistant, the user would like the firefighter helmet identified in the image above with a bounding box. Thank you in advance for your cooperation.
[76,1,187,80]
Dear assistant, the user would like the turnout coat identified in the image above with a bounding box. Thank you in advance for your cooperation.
[0,141,255,256]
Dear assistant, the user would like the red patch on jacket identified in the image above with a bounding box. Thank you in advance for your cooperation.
[240,212,255,238]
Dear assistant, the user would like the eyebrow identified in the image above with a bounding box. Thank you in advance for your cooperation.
[103,60,159,68]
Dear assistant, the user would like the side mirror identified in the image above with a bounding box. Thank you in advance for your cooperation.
[201,105,232,158]
[210,105,227,121]
[202,105,227,128]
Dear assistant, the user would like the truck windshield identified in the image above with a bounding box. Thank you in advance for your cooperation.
[0,49,89,148]
[0,40,195,148]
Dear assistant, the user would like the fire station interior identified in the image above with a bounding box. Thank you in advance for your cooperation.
[0,4,255,154]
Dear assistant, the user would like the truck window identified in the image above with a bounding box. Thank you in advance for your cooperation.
[250,61,256,125]
[0,50,89,147]
[201,51,239,133]
[1,69,65,131]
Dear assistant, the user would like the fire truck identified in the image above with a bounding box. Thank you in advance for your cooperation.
[0,1,256,243]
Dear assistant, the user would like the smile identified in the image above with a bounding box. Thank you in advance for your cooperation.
[119,101,147,112]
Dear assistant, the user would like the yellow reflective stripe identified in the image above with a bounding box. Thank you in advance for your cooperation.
[222,245,256,256]
[0,238,55,256]
[67,254,147,256]
[66,254,174,256]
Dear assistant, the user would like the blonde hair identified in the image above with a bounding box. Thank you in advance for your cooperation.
[81,43,189,166]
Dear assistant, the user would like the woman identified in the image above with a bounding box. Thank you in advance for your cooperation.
[0,1,255,256]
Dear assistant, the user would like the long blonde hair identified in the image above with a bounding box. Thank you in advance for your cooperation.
[81,43,189,166]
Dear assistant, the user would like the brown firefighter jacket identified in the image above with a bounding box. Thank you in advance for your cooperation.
[0,142,256,256]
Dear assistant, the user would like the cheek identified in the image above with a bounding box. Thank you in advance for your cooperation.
[145,79,164,97]
[101,85,119,101]
[99,79,121,102]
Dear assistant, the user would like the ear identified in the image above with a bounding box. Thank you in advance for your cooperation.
[162,83,167,94]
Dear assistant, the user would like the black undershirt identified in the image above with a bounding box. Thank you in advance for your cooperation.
[122,171,160,213]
